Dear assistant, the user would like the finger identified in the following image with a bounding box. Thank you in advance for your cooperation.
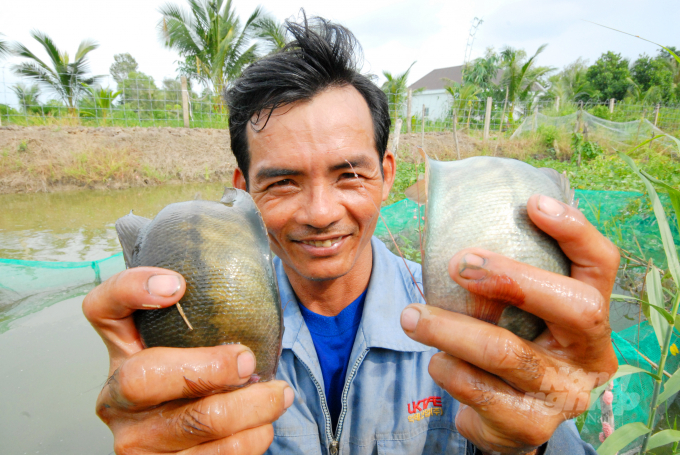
[402,304,550,390]
[130,381,293,451]
[97,345,257,411]
[82,267,186,361]
[181,425,274,455]
[526,194,620,298]
[430,354,556,453]
[447,248,610,343]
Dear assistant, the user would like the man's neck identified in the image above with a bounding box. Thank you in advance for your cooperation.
[283,245,373,317]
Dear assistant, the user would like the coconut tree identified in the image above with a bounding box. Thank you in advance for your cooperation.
[84,86,122,121]
[158,0,263,102]
[381,62,416,123]
[12,31,102,116]
[11,83,41,114]
[463,48,501,95]
[253,16,287,54]
[499,44,554,121]
[625,77,661,105]
[0,33,10,60]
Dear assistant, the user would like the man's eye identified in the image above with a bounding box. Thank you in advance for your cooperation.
[272,179,292,186]
[341,172,358,180]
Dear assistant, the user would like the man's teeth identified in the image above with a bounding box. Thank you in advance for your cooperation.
[301,237,343,248]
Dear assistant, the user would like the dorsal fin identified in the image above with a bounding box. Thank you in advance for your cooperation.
[538,168,577,208]
[115,211,151,268]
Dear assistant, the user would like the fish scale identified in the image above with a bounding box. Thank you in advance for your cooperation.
[421,156,574,340]
[116,188,283,382]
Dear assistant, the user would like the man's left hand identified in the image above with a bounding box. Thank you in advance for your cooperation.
[401,194,619,454]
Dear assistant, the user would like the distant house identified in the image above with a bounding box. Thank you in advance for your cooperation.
[407,65,464,120]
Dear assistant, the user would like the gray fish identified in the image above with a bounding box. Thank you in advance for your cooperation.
[407,155,574,340]
[116,188,283,383]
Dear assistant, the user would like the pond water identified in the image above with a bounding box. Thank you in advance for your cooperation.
[0,183,645,454]
[0,182,230,454]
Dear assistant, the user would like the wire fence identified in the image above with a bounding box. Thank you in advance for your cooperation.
[1,64,679,137]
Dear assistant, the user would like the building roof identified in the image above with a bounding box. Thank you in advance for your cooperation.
[408,65,464,91]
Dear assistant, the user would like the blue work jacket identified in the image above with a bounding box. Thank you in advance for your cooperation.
[267,237,596,455]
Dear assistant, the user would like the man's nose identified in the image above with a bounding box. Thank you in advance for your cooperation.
[298,184,344,228]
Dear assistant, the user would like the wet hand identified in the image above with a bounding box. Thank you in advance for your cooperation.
[83,267,293,454]
[400,194,619,454]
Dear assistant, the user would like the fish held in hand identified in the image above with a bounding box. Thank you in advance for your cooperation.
[115,188,283,383]
[407,155,575,340]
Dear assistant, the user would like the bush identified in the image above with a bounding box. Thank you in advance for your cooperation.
[589,104,612,120]
[571,133,604,163]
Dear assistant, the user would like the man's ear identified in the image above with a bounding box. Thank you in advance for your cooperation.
[232,168,248,191]
[381,150,396,202]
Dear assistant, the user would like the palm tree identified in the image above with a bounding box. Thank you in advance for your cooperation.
[158,0,263,102]
[444,81,482,128]
[381,62,416,123]
[0,33,10,60]
[463,48,501,94]
[11,83,41,114]
[499,44,554,121]
[84,86,122,121]
[625,78,661,105]
[12,31,102,116]
[253,16,287,54]
[547,58,595,104]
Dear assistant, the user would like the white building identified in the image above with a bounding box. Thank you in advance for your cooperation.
[407,65,463,121]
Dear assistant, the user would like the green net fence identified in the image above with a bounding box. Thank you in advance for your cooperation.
[1,188,679,452]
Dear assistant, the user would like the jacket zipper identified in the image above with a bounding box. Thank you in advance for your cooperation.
[298,348,370,455]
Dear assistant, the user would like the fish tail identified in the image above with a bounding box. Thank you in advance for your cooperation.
[466,294,507,326]
[182,375,262,399]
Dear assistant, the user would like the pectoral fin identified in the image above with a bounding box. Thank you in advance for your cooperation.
[115,211,151,268]
[538,168,577,207]
[404,178,428,205]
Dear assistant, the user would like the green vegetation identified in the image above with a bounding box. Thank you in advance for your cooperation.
[11,31,102,116]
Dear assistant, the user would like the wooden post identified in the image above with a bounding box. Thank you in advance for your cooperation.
[421,104,425,147]
[574,101,583,133]
[554,96,560,113]
[392,119,402,157]
[653,103,660,127]
[452,110,460,160]
[609,98,615,114]
[181,76,190,128]
[483,97,492,143]
[494,88,509,156]
[532,105,538,131]
[407,89,412,134]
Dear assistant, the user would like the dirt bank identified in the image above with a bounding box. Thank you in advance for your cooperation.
[0,125,235,193]
[0,125,554,194]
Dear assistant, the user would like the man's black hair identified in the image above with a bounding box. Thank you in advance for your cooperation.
[225,15,391,187]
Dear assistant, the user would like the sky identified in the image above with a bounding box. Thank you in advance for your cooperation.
[0,0,677,106]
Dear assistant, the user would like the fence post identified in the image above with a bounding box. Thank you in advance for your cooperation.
[452,109,460,160]
[532,105,538,131]
[554,96,560,113]
[407,89,412,134]
[392,118,402,157]
[653,103,660,127]
[483,97,492,143]
[421,104,426,147]
[574,101,583,133]
[609,98,615,114]
[181,76,190,128]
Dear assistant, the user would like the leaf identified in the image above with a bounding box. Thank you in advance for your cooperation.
[619,153,680,286]
[648,429,680,451]
[647,267,669,348]
[658,367,680,404]
[676,314,680,331]
[648,299,675,325]
[596,422,650,455]
[590,365,653,404]
[610,293,643,303]
[641,170,680,234]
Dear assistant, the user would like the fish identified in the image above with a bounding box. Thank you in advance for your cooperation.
[406,154,575,340]
[115,188,283,384]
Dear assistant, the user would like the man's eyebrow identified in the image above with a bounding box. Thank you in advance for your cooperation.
[329,156,373,173]
[255,167,303,181]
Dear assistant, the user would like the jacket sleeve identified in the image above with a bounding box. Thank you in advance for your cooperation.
[544,420,597,455]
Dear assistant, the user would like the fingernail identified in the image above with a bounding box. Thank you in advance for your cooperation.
[538,195,565,217]
[401,307,421,332]
[459,253,487,280]
[283,386,295,409]
[146,275,181,297]
[237,351,256,379]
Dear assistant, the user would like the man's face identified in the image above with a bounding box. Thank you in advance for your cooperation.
[233,85,395,282]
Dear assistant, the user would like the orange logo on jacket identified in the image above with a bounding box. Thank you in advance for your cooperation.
[407,396,443,422]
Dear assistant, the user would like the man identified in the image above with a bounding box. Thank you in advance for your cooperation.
[84,16,618,455]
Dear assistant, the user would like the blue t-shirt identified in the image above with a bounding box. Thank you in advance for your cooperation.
[298,289,367,431]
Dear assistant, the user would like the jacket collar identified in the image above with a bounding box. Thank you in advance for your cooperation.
[275,237,429,353]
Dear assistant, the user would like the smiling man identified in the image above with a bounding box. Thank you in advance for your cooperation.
[84,16,618,455]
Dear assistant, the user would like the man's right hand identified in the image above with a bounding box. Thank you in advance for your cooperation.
[83,267,293,455]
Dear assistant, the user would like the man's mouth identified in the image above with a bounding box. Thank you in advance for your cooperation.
[299,236,345,248]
